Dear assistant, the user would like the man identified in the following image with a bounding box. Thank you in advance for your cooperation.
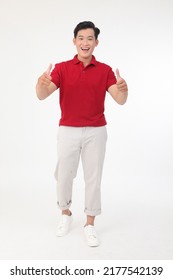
[36,21,128,247]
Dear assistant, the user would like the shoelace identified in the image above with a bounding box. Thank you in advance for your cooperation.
[87,227,97,238]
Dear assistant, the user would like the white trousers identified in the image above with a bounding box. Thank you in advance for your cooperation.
[54,126,107,216]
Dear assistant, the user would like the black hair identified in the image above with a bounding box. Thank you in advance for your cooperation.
[74,21,100,39]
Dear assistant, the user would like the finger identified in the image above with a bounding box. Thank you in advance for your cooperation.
[117,84,127,91]
[45,63,52,75]
[117,82,128,92]
[116,68,121,80]
[39,74,51,86]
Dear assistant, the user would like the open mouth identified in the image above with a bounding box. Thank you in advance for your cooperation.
[81,47,90,52]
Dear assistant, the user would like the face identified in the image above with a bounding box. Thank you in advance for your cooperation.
[73,28,99,62]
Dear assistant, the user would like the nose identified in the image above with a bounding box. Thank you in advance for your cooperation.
[83,39,89,45]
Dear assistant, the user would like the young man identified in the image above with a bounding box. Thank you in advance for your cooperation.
[36,21,128,247]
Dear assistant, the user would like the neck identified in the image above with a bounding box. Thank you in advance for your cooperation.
[77,54,92,66]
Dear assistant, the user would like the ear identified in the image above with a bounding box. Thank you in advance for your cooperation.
[95,39,99,47]
[73,38,76,45]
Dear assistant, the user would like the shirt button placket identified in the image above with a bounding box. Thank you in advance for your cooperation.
[81,69,85,81]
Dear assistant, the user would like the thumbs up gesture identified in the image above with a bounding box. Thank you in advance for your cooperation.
[38,64,52,87]
[116,68,128,94]
[45,64,53,75]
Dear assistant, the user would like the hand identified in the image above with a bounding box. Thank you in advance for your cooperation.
[38,64,52,87]
[116,69,128,94]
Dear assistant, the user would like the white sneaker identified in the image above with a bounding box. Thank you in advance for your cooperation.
[56,214,72,237]
[84,225,100,247]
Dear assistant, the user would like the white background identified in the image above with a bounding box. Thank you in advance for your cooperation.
[0,0,173,260]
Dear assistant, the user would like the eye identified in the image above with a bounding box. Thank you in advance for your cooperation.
[87,37,94,41]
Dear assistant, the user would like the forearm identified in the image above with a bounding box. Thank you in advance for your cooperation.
[36,83,51,100]
[108,84,128,105]
[115,90,128,105]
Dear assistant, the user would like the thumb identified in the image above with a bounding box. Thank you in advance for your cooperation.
[116,68,121,80]
[45,63,52,75]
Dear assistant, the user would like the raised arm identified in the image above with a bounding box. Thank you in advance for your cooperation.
[36,64,57,100]
[108,69,128,105]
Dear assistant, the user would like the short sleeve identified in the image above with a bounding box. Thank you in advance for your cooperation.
[50,63,61,88]
[106,68,117,90]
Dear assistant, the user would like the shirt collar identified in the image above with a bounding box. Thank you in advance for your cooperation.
[73,55,97,66]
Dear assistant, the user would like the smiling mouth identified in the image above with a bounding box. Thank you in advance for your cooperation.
[81,48,90,51]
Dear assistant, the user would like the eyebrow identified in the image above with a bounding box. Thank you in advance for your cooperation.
[78,35,94,39]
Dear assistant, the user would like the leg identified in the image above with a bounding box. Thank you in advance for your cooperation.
[82,127,107,246]
[62,209,71,216]
[54,126,81,211]
[86,215,95,226]
[55,126,81,237]
[81,126,107,218]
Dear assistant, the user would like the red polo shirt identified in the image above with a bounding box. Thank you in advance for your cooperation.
[51,55,117,127]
